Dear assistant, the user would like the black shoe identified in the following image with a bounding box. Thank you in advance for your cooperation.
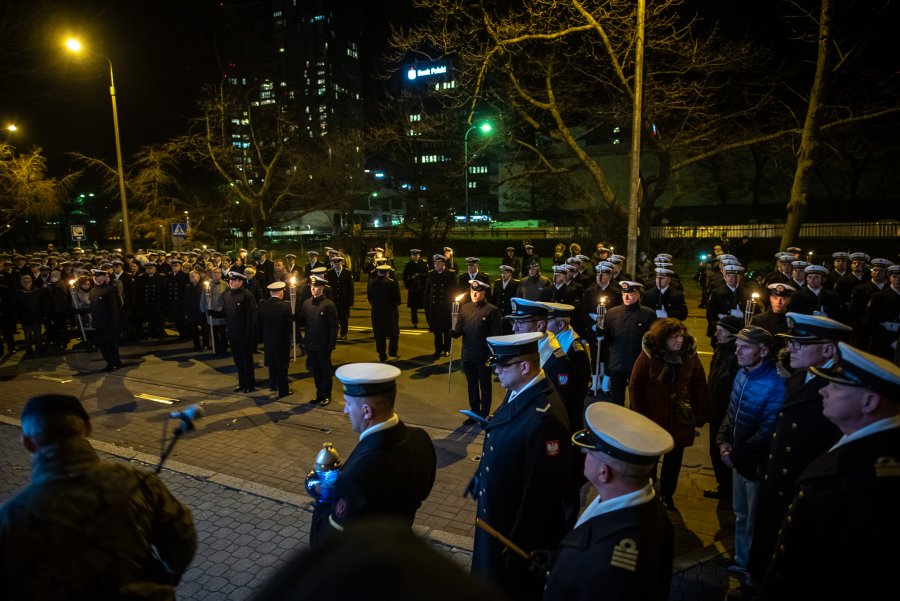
[442,351,450,357]
[269,386,277,392]
[319,398,331,407]
[278,388,294,398]
[379,354,388,362]
[411,323,418,329]
[233,386,244,393]
[463,417,477,426]
[101,364,117,372]
[432,353,442,361]
[339,334,347,341]
[308,398,321,405]
[663,496,676,510]
[703,488,725,499]
[243,387,257,393]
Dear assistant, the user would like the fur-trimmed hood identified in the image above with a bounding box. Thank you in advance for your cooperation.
[641,331,698,360]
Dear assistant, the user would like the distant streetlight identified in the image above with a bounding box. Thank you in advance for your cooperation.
[64,37,132,254]
[464,122,493,224]
[5,124,17,133]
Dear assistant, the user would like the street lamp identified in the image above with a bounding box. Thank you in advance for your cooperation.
[464,122,493,224]
[64,37,132,254]
[5,124,16,133]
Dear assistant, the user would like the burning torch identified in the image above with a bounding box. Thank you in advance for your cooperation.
[203,280,216,354]
[289,276,297,362]
[592,296,608,394]
[68,278,87,344]
[448,292,466,391]
[744,292,760,327]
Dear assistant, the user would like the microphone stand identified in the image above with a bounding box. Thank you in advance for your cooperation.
[155,420,195,474]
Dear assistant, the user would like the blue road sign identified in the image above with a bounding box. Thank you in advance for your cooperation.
[171,223,188,238]
[71,225,86,241]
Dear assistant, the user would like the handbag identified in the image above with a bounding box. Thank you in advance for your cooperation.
[674,398,696,426]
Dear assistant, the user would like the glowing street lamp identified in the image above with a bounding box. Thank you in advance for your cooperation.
[464,121,493,224]
[64,37,132,254]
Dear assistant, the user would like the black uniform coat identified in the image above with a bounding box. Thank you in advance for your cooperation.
[324,268,355,311]
[761,427,900,600]
[790,287,846,322]
[224,287,258,340]
[549,283,578,305]
[303,260,326,277]
[424,268,457,332]
[164,270,189,321]
[298,296,338,351]
[602,303,657,374]
[310,421,437,546]
[257,296,292,368]
[747,372,841,582]
[367,276,401,339]
[833,271,868,306]
[491,277,520,318]
[457,271,491,305]
[401,258,428,309]
[471,377,571,600]
[449,299,501,363]
[88,282,120,329]
[543,498,674,601]
[134,272,164,318]
[706,282,755,338]
[641,286,688,321]
[577,282,622,341]
[750,310,790,337]
[863,286,900,360]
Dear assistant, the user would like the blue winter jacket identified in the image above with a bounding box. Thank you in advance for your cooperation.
[716,358,785,480]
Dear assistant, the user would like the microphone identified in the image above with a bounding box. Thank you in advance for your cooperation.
[169,404,205,434]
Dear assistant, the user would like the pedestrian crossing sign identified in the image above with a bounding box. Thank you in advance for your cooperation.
[171,223,188,238]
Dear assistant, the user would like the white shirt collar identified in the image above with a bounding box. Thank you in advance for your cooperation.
[830,415,900,451]
[359,413,399,441]
[805,358,834,383]
[575,482,655,528]
[508,370,546,403]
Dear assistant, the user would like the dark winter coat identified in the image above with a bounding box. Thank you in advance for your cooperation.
[630,334,709,447]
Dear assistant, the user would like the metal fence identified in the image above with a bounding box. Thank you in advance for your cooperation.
[649,222,900,239]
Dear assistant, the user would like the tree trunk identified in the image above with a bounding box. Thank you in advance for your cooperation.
[781,0,833,249]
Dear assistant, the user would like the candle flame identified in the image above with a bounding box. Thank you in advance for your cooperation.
[751,292,759,300]
[68,279,76,286]
[454,293,466,302]
[203,280,210,289]
[600,296,607,305]
[290,276,296,286]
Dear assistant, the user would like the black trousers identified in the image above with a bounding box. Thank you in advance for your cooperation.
[410,308,419,326]
[653,446,686,498]
[463,360,493,418]
[0,319,14,352]
[306,349,334,400]
[609,370,629,406]
[268,361,289,395]
[95,327,121,368]
[230,337,255,389]
[212,324,228,354]
[708,414,733,493]
[432,330,450,355]
[187,320,208,351]
[336,305,349,336]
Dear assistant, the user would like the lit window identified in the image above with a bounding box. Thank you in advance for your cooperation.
[409,114,421,122]
[469,181,477,189]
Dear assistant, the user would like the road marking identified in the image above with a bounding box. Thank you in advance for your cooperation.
[697,351,713,356]
[347,325,427,336]
[32,375,73,384]
[133,393,180,405]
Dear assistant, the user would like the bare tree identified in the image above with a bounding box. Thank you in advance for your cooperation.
[0,143,78,225]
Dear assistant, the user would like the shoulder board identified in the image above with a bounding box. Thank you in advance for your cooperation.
[552,347,567,358]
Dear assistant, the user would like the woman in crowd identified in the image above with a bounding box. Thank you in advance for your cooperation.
[629,317,709,509]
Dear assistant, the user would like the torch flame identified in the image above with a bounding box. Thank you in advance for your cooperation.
[454,293,467,302]
[752,292,760,300]
[68,279,76,287]
[290,276,296,286]
[203,280,210,289]
[600,296,607,305]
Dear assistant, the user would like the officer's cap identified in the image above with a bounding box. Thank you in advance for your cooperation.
[849,252,870,262]
[565,256,581,265]
[505,298,548,320]
[366,251,376,257]
[505,246,515,252]
[552,264,569,274]
[310,266,328,275]
[791,261,808,269]
[595,261,615,273]
[21,394,90,423]
[572,402,674,465]
[563,264,577,273]
[577,255,591,264]
[309,275,327,285]
[331,256,345,263]
[619,281,643,293]
[465,257,480,265]
[718,254,738,262]
[307,250,319,256]
[735,325,774,348]
[267,281,286,291]
[541,302,575,319]
[285,254,296,260]
[409,249,422,255]
[804,265,828,276]
[524,244,534,250]
[723,264,745,274]
[227,271,247,281]
[775,252,794,262]
[143,261,157,269]
[432,254,446,263]
[767,283,796,296]
[610,254,626,264]
[527,260,540,268]
[499,265,514,273]
[323,247,334,253]
[485,332,542,366]
[90,268,107,276]
[655,267,674,276]
[871,258,894,269]
[655,253,673,262]
[469,279,490,292]
[335,363,401,397]
[786,246,802,253]
[443,247,453,253]
[888,265,900,275]
[832,252,849,260]
[810,343,900,401]
[171,259,183,265]
[375,264,393,273]
[778,312,852,343]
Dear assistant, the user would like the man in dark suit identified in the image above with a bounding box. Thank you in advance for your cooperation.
[89,269,122,372]
[223,271,258,394]
[367,265,401,362]
[491,265,519,334]
[833,251,870,306]
[641,267,688,321]
[549,265,578,305]
[303,250,326,277]
[300,275,338,406]
[467,332,571,600]
[325,256,354,341]
[761,343,900,600]
[258,281,294,398]
[457,257,491,304]
[789,264,846,322]
[310,363,436,546]
[747,313,851,586]
[543,402,675,601]
[401,249,428,328]
[424,254,457,360]
[449,280,502,423]
[706,264,757,343]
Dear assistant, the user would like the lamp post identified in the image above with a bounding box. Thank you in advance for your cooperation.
[463,122,493,225]
[64,37,132,255]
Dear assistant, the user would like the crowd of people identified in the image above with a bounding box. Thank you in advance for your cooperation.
[0,239,898,600]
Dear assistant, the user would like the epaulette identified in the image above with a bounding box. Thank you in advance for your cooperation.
[552,347,567,359]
